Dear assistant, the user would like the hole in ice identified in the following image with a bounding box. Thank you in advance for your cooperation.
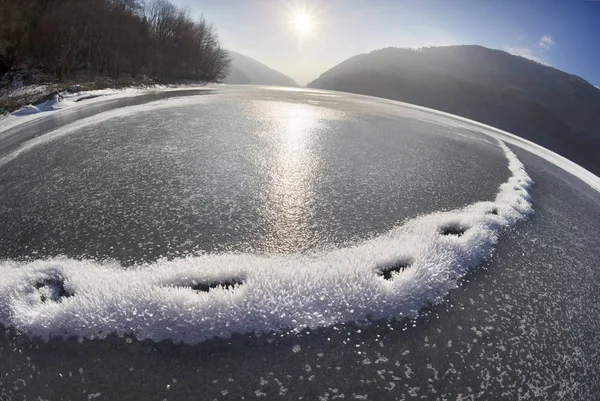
[181,278,245,293]
[487,208,498,215]
[439,224,468,237]
[377,259,413,280]
[34,278,74,303]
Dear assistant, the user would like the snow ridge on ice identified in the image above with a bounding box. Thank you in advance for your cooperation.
[0,141,533,343]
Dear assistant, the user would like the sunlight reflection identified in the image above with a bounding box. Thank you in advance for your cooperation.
[245,101,346,252]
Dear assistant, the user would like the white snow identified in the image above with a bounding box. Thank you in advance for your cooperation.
[0,139,534,343]
[0,85,211,135]
[11,93,79,115]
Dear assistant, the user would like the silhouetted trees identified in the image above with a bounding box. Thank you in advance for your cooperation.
[0,0,230,82]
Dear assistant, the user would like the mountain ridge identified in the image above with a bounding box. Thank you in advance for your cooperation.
[308,45,600,175]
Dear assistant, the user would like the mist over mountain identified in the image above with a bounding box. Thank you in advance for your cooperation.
[224,51,297,87]
[308,45,600,175]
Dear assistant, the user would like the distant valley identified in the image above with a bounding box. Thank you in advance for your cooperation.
[224,51,297,87]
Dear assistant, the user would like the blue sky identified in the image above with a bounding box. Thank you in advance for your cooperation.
[172,0,600,86]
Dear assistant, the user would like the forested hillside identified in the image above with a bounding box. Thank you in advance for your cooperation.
[309,46,600,175]
[0,0,230,84]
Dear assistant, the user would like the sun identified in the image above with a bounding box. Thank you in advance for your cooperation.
[284,2,318,40]
[292,11,313,35]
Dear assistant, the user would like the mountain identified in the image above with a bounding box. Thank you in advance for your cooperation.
[224,51,297,87]
[308,45,600,176]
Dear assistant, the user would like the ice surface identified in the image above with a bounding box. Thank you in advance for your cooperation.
[364,96,600,193]
[0,140,533,343]
[0,97,212,166]
[2,85,599,195]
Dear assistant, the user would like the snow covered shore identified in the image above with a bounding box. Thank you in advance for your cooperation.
[0,83,212,134]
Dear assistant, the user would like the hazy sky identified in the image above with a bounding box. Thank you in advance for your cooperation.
[172,0,600,87]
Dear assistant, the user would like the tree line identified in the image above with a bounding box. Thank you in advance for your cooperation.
[0,0,231,82]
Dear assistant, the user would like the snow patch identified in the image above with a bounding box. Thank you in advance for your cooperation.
[10,104,41,115]
[0,141,533,343]
[11,93,77,115]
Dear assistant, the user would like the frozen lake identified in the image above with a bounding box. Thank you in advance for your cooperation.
[0,86,598,400]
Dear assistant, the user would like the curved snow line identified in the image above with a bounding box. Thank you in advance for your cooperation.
[0,141,532,343]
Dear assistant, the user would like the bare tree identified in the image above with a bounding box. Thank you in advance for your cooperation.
[0,0,229,83]
[0,0,30,74]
